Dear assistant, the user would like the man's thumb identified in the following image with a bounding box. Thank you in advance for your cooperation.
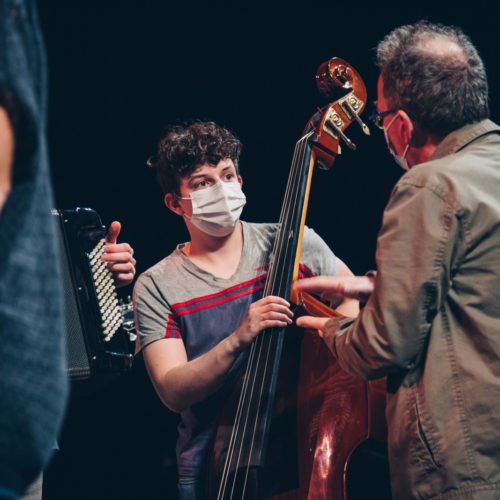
[296,315,328,333]
[105,220,121,244]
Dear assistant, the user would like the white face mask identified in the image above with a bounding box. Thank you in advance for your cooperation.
[383,114,411,171]
[178,181,246,237]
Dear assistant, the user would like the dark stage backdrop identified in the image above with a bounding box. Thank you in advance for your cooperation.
[37,2,499,499]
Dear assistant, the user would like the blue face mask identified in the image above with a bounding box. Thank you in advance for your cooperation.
[383,114,411,171]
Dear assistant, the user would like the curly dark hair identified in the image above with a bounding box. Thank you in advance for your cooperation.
[376,21,489,137]
[148,121,242,195]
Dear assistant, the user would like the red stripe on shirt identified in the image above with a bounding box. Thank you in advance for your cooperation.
[174,283,265,317]
[172,273,267,310]
[165,314,179,339]
[255,263,270,272]
[164,264,317,338]
[299,264,314,278]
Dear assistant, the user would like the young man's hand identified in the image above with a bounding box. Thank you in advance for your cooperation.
[101,221,136,287]
[232,296,293,350]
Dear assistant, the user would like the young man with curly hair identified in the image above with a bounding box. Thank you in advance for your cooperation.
[133,121,357,498]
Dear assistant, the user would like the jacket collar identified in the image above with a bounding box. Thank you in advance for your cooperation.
[429,119,500,162]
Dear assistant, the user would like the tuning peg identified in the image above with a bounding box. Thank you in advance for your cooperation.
[325,119,356,151]
[343,100,370,136]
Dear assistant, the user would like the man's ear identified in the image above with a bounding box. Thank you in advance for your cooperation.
[238,175,243,188]
[164,192,184,216]
[397,110,414,146]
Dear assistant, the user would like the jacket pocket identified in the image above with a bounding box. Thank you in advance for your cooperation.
[415,397,442,470]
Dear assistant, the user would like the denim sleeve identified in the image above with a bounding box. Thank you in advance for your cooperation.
[0,0,68,495]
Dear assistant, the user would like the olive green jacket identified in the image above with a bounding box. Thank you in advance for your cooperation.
[325,120,500,499]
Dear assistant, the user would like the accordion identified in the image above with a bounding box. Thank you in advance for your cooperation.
[53,207,134,380]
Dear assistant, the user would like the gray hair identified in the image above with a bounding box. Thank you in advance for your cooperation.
[376,21,489,137]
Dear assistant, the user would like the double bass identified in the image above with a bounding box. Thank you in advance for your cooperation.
[206,58,390,499]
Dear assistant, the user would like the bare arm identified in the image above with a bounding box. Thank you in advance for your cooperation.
[0,106,14,213]
[142,295,293,413]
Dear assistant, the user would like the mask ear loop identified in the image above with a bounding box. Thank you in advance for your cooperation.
[384,113,413,170]
[401,141,410,160]
[384,113,398,132]
[171,193,193,222]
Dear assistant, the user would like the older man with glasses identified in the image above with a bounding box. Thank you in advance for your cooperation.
[295,21,500,500]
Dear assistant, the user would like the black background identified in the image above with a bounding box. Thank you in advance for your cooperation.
[36,2,499,499]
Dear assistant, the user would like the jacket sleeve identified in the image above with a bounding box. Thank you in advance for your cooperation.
[325,179,459,381]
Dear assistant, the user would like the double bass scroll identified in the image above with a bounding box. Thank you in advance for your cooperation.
[299,58,371,171]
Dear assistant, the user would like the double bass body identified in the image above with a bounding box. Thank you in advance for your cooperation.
[206,58,391,500]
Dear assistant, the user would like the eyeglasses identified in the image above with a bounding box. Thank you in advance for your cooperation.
[368,105,399,130]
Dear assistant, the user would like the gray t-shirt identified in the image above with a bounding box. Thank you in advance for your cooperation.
[133,221,338,477]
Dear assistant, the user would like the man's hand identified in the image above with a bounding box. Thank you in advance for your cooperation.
[101,221,136,288]
[295,315,330,334]
[292,275,375,334]
[232,296,293,351]
[293,276,375,303]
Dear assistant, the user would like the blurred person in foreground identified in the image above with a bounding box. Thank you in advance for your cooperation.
[0,1,135,499]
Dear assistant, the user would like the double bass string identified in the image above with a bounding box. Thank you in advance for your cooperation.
[218,132,314,499]
[239,138,308,497]
[239,133,312,499]
[217,143,305,497]
[217,316,266,497]
[216,199,289,499]
[226,133,313,499]
[212,59,371,500]
[217,238,274,495]
[242,135,312,498]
